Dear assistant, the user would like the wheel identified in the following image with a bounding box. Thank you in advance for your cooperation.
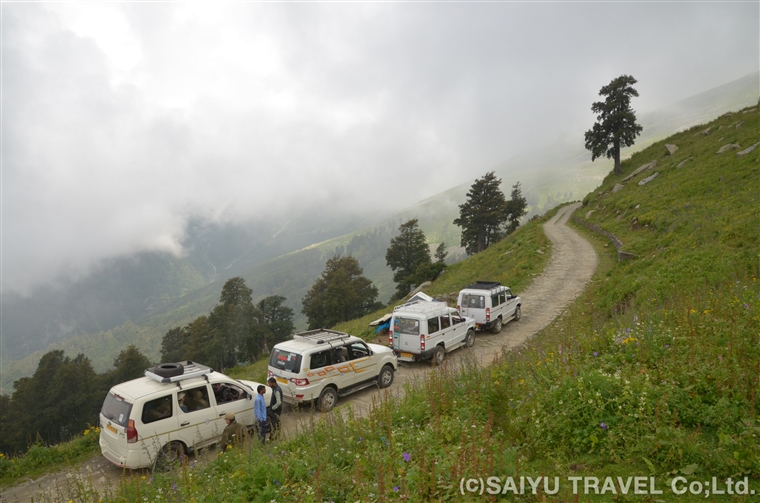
[318,387,338,412]
[378,364,394,388]
[465,330,475,348]
[432,345,445,366]
[514,305,522,321]
[491,318,503,334]
[152,363,184,378]
[153,442,184,472]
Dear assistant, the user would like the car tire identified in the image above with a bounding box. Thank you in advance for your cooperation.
[465,329,475,348]
[153,363,184,378]
[378,364,394,388]
[318,387,338,412]
[491,318,503,334]
[432,345,445,366]
[514,305,521,321]
[153,442,184,472]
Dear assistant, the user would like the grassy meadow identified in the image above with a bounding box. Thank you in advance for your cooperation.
[3,105,758,501]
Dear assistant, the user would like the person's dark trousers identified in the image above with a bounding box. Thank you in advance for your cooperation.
[270,410,281,439]
[258,420,267,444]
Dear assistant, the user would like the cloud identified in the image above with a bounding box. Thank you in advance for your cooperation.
[2,2,758,293]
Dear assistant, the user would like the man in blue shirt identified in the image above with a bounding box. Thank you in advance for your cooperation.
[254,384,268,444]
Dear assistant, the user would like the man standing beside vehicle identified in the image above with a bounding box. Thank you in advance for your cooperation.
[267,377,283,439]
[255,384,268,444]
[220,411,244,451]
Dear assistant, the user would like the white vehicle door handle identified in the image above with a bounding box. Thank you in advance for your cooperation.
[218,412,227,417]
[181,421,190,427]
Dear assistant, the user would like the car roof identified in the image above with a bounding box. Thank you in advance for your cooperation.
[273,334,363,354]
[108,372,231,402]
[392,301,456,317]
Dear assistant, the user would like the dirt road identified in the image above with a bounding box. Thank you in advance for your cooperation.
[0,202,597,503]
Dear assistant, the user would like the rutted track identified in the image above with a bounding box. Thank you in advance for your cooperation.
[0,202,597,503]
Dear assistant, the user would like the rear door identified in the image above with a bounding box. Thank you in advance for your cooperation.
[175,385,220,450]
[391,315,422,357]
[99,391,135,463]
[460,293,486,324]
[138,393,180,458]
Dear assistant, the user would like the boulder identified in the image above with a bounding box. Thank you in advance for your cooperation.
[701,127,712,135]
[585,210,595,219]
[677,156,694,168]
[621,160,657,183]
[612,183,624,193]
[638,172,659,186]
[665,144,679,155]
[717,143,741,154]
[737,142,760,157]
[736,121,744,129]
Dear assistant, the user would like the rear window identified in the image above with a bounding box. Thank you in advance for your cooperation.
[462,294,485,309]
[101,392,133,427]
[269,348,303,374]
[393,317,420,336]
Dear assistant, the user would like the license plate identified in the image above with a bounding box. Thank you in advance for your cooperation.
[106,424,117,434]
[401,352,414,358]
[276,377,289,385]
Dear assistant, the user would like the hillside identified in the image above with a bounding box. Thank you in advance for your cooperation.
[2,72,758,394]
[1,103,758,501]
[110,105,756,501]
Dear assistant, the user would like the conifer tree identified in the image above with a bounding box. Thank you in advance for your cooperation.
[454,172,508,255]
[584,75,643,175]
[385,219,433,298]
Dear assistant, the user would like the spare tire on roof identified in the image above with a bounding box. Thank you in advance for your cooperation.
[152,363,184,378]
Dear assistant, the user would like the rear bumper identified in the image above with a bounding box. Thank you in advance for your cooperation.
[393,348,434,362]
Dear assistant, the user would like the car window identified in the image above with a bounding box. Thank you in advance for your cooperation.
[183,386,211,411]
[499,292,506,304]
[142,395,173,424]
[491,293,500,306]
[393,317,420,335]
[214,383,245,405]
[428,316,440,334]
[102,392,133,427]
[269,348,303,374]
[310,350,332,369]
[348,342,370,360]
[440,314,451,329]
[333,346,349,363]
[452,311,464,324]
[462,294,485,309]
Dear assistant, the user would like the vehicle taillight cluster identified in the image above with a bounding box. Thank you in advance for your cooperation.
[126,419,138,444]
[290,378,310,386]
[486,307,491,322]
[388,330,394,347]
[420,333,425,351]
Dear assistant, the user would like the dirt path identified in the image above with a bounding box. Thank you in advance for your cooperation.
[0,203,597,503]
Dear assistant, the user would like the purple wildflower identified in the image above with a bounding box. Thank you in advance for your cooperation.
[593,352,598,357]
[394,486,400,492]
[600,422,608,430]
[403,452,411,462]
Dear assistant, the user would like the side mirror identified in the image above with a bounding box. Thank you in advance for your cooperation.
[369,350,374,356]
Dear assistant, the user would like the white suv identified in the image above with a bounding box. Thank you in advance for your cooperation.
[457,281,521,333]
[99,361,270,470]
[389,300,476,365]
[267,329,398,412]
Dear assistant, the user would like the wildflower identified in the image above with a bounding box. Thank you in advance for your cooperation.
[394,486,400,492]
[593,352,598,357]
[83,429,90,435]
[403,452,411,462]
[600,422,608,430]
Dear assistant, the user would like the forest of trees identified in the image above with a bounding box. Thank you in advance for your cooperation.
[0,277,293,456]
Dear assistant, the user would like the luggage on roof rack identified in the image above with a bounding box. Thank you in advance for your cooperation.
[145,361,214,384]
[292,328,351,345]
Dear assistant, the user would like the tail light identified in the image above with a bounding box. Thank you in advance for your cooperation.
[389,330,394,347]
[267,370,273,377]
[486,307,491,322]
[420,334,426,351]
[457,305,460,311]
[126,419,138,443]
[290,378,310,386]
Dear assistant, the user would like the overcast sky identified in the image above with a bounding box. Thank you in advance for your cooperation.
[2,1,758,294]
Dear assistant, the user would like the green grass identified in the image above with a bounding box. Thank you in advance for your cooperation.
[12,105,760,501]
[0,428,102,488]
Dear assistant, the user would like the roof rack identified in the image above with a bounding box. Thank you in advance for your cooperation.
[145,361,214,384]
[463,281,503,291]
[393,300,449,313]
[292,328,351,345]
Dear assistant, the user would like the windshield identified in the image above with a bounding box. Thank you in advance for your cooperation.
[269,348,302,374]
[101,392,133,427]
[393,317,420,336]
